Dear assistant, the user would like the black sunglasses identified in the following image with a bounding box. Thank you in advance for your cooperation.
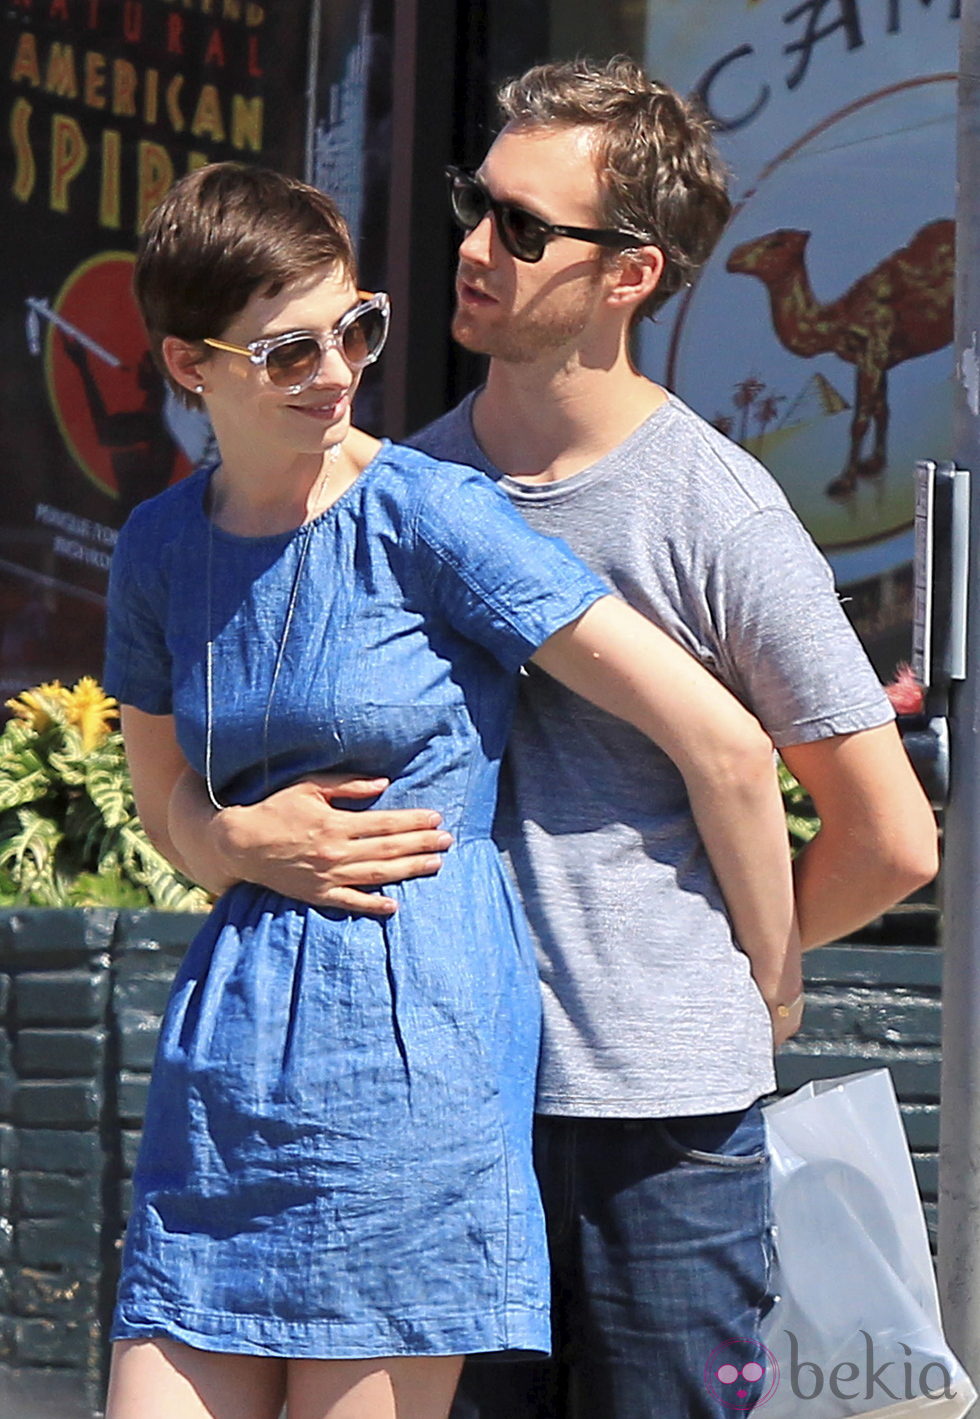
[446,165,652,264]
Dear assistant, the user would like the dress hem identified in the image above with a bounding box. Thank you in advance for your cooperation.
[110,1302,551,1360]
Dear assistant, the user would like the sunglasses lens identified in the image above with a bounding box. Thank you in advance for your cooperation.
[451,176,489,232]
[499,207,547,262]
[449,172,546,262]
[342,306,388,367]
[265,335,321,387]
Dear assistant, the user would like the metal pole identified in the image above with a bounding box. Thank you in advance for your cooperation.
[938,0,980,1396]
[304,0,324,183]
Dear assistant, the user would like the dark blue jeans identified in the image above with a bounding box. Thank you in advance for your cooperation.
[451,1105,773,1419]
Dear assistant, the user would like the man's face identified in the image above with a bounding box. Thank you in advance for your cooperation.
[451,123,614,366]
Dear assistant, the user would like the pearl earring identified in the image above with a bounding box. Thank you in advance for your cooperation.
[194,383,205,395]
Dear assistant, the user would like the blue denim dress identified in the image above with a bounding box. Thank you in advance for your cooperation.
[103,443,607,1360]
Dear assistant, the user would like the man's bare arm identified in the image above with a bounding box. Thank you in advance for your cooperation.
[782,722,939,949]
[121,706,451,914]
[170,769,452,914]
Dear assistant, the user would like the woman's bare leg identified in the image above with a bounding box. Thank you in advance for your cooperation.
[105,1338,287,1419]
[286,1355,463,1419]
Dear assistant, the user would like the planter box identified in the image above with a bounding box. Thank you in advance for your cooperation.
[0,909,201,1411]
[0,904,943,1412]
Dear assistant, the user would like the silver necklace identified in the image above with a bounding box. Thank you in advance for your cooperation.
[203,451,339,811]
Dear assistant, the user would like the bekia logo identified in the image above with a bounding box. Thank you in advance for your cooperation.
[786,1330,958,1404]
[706,1332,959,1410]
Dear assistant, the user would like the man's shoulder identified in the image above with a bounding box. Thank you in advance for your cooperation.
[574,393,801,569]
[405,392,489,471]
[405,387,795,538]
[651,395,792,516]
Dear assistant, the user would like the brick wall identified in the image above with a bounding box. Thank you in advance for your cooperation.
[0,905,945,1407]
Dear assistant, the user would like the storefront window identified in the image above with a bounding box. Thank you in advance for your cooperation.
[548,5,647,62]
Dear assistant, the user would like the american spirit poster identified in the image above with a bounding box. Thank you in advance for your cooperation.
[0,0,316,692]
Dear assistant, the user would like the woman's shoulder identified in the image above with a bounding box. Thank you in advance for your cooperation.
[371,440,505,512]
[119,465,210,540]
[112,467,210,584]
[362,443,541,582]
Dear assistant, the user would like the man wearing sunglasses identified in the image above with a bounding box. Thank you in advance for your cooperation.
[178,56,936,1419]
[403,56,936,1419]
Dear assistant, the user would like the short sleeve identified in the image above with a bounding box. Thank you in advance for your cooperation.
[103,517,173,714]
[706,508,893,746]
[413,463,609,671]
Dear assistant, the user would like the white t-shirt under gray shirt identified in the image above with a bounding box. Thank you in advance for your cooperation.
[407,391,893,1119]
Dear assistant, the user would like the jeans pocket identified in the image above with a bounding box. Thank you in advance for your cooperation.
[655,1104,768,1169]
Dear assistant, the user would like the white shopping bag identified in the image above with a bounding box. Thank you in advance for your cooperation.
[759,1069,976,1418]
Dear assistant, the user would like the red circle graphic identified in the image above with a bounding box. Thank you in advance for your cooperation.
[44,251,192,500]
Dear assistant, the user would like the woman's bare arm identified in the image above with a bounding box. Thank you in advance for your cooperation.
[125,595,804,1042]
[532,597,803,1042]
[120,707,195,879]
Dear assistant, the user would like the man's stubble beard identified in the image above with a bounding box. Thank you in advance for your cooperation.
[451,272,603,366]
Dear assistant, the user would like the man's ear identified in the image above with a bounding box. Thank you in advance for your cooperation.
[606,245,666,315]
[161,335,208,397]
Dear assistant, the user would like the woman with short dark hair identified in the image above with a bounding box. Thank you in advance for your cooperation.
[103,162,799,1419]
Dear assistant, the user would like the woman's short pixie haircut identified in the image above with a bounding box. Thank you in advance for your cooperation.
[497,57,731,321]
[134,162,357,408]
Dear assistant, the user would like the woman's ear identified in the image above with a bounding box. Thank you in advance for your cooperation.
[606,245,666,315]
[161,336,208,397]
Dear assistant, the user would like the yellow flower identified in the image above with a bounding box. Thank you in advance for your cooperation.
[66,677,119,752]
[5,681,72,733]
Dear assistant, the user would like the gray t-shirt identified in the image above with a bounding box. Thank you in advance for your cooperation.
[407,391,893,1117]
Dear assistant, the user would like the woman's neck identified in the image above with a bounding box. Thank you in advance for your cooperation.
[208,429,382,535]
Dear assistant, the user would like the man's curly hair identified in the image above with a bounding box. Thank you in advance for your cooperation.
[498,57,732,318]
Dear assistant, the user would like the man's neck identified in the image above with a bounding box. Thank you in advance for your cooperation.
[472,358,667,484]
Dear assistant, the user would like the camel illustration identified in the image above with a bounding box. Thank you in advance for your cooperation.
[725,218,953,499]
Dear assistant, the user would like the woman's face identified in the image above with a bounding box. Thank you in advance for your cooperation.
[199,263,367,458]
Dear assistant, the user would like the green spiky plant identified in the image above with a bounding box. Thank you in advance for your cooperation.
[0,678,209,911]
[0,678,820,906]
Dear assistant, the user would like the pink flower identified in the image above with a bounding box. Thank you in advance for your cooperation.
[884,663,925,715]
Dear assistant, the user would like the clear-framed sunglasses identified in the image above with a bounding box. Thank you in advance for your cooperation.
[202,290,390,394]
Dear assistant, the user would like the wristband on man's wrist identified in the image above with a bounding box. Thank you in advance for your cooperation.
[773,989,805,1019]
